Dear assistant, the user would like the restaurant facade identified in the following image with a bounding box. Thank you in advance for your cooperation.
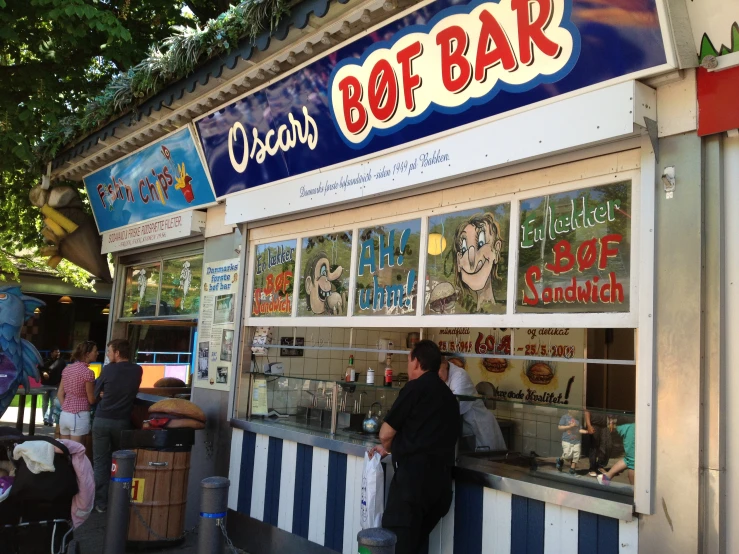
[51,0,739,550]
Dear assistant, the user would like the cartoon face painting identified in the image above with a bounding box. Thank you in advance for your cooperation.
[453,213,503,310]
[304,251,343,315]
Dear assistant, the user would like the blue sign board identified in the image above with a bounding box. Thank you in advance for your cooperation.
[83,127,216,233]
[196,0,668,199]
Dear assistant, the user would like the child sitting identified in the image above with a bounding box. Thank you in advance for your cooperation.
[556,409,586,474]
[597,422,635,486]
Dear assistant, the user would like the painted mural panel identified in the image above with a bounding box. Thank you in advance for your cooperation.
[121,263,161,317]
[355,220,421,316]
[160,254,203,317]
[251,240,297,317]
[425,204,511,315]
[516,182,631,313]
[298,232,353,316]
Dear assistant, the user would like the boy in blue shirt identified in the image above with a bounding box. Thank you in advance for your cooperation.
[556,409,584,474]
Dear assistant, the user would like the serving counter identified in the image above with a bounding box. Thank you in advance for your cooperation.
[227,377,637,554]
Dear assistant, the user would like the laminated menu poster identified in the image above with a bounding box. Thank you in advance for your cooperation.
[427,327,586,408]
[194,257,240,390]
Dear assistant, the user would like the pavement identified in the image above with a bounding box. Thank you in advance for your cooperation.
[74,511,201,553]
[1,409,248,554]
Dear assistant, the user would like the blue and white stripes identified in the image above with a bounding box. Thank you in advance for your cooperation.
[229,429,638,554]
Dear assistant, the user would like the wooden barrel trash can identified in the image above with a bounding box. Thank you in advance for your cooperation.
[119,428,195,549]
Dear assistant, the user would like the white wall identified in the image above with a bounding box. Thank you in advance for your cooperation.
[724,134,739,554]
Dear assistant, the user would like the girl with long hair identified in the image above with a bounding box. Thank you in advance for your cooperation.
[57,340,98,444]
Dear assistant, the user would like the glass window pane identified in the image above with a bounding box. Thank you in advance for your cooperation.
[355,219,421,316]
[121,263,161,317]
[251,240,297,317]
[160,254,203,316]
[298,232,352,316]
[425,203,511,314]
[516,181,632,313]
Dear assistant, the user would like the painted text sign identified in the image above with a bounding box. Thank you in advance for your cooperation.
[196,0,666,199]
[84,127,216,233]
[516,182,632,313]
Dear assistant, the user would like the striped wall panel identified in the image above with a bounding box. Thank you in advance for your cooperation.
[232,432,638,554]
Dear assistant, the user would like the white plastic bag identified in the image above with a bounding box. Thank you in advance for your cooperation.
[360,452,384,529]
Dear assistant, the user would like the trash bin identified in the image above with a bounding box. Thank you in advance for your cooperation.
[119,428,195,549]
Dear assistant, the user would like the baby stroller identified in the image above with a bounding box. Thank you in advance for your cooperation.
[0,427,81,553]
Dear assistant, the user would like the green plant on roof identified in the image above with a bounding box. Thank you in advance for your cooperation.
[699,22,739,62]
[36,0,290,166]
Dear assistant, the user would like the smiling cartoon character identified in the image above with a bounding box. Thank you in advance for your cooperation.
[304,251,344,315]
[453,212,503,311]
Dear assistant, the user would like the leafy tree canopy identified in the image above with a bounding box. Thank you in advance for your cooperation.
[0,0,288,290]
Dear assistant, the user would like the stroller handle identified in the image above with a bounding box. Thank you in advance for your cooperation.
[0,430,71,460]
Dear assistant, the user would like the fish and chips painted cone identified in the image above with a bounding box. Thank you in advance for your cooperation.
[31,185,111,282]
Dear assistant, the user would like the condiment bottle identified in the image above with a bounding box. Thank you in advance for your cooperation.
[345,355,356,382]
[384,355,393,387]
[366,367,375,385]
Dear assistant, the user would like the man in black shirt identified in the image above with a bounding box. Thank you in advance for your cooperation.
[92,339,143,512]
[39,348,66,426]
[368,340,460,554]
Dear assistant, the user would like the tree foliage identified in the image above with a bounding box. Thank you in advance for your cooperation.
[0,0,289,290]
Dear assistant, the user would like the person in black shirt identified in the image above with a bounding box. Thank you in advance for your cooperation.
[92,339,143,512]
[39,348,66,426]
[368,340,460,554]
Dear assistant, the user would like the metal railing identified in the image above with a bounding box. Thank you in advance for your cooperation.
[135,351,192,364]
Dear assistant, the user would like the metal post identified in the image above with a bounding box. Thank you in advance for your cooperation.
[357,528,397,554]
[198,476,230,554]
[103,450,136,554]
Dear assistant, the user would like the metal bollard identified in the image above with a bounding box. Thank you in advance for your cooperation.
[103,450,136,554]
[198,476,230,554]
[357,528,397,554]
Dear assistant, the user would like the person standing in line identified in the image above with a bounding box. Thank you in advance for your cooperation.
[92,339,142,513]
[368,340,460,554]
[39,348,66,426]
[57,341,98,444]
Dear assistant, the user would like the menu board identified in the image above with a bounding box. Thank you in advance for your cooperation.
[428,327,586,407]
[194,258,239,390]
[517,182,631,313]
[298,231,352,316]
[425,203,510,315]
[355,219,421,316]
[251,239,296,317]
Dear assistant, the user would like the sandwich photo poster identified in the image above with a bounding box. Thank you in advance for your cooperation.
[194,257,240,390]
[427,327,585,408]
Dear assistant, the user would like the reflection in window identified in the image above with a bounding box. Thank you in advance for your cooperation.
[160,254,203,316]
[121,264,161,317]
